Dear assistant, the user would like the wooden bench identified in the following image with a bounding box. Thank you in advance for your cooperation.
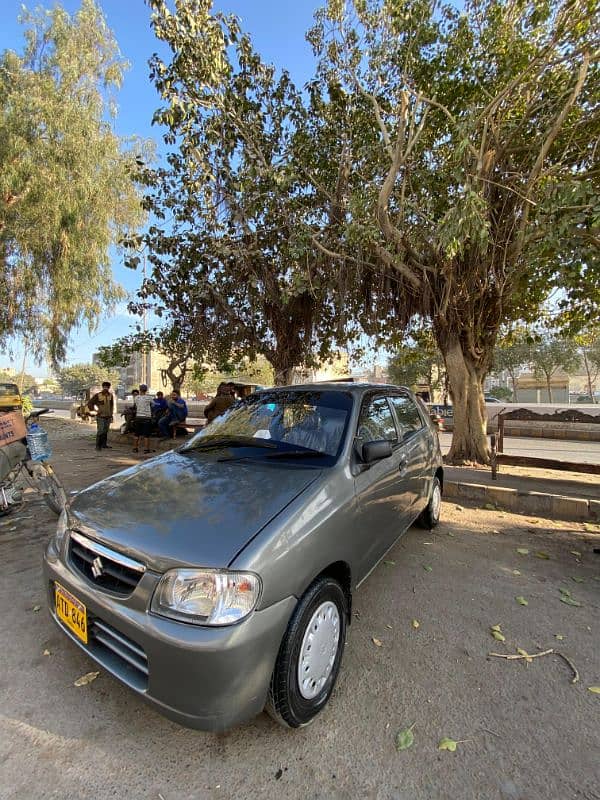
[171,420,205,439]
[490,408,600,479]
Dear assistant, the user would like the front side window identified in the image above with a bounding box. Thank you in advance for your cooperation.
[389,395,424,440]
[356,396,397,446]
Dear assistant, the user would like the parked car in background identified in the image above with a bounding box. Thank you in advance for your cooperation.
[44,383,443,732]
[484,396,502,403]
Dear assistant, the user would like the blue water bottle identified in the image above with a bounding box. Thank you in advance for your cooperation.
[26,423,52,461]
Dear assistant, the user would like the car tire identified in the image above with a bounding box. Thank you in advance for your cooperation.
[266,576,347,728]
[417,475,442,529]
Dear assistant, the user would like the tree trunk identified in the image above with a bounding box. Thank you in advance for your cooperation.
[273,366,294,386]
[582,351,594,402]
[508,369,518,402]
[443,340,490,464]
[546,375,553,404]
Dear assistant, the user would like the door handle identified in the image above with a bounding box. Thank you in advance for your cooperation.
[398,457,408,474]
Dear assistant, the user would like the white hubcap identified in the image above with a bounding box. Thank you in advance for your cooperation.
[298,601,340,700]
[431,482,441,520]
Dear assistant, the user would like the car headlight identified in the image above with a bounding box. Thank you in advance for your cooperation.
[151,569,261,626]
[54,508,69,552]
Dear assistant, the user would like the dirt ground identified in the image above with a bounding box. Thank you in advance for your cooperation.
[1,419,599,800]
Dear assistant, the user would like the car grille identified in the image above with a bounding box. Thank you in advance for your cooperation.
[88,617,148,691]
[68,530,145,596]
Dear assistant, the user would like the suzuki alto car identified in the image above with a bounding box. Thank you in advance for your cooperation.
[44,384,443,731]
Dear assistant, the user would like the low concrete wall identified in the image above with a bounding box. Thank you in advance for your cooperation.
[445,480,600,521]
[438,402,600,441]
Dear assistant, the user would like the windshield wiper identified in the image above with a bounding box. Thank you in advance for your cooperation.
[265,448,328,458]
[182,436,278,452]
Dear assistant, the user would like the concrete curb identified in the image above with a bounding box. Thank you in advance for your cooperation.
[445,480,599,522]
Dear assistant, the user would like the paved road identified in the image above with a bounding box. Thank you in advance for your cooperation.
[439,432,600,464]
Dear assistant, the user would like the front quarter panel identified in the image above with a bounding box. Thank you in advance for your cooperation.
[230,467,359,608]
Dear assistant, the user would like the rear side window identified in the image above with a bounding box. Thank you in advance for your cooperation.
[0,383,19,397]
[356,396,397,444]
[389,396,424,440]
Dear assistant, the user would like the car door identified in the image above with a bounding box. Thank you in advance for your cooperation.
[388,394,433,516]
[353,394,413,581]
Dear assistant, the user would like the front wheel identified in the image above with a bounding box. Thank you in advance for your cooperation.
[36,464,67,515]
[266,576,347,728]
[417,475,442,529]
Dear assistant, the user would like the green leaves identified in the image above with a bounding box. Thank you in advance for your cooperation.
[395,723,416,751]
[1,1,143,364]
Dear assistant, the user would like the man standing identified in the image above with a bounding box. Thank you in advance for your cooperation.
[133,384,154,454]
[88,382,114,451]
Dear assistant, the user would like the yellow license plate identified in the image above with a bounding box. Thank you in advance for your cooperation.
[55,582,88,644]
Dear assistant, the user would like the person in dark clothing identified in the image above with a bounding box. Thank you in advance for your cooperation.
[204,383,235,424]
[88,382,114,451]
[158,390,188,437]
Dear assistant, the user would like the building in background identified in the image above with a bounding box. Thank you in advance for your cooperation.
[515,372,570,403]
[292,352,351,384]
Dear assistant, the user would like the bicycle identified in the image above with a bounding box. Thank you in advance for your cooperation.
[0,408,67,517]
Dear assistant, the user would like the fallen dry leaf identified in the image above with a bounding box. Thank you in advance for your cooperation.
[412,619,420,630]
[515,596,528,606]
[74,671,100,687]
[516,647,533,663]
[438,737,458,752]
[516,548,529,556]
[372,637,383,648]
[554,634,565,641]
[490,625,506,642]
[534,551,550,560]
[587,687,600,695]
[43,649,51,656]
[32,605,41,612]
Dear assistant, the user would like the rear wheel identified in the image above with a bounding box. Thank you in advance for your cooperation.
[266,576,347,728]
[36,465,67,515]
[417,475,442,529]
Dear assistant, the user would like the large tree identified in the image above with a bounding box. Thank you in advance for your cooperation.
[134,0,345,385]
[576,329,600,402]
[529,334,580,403]
[492,330,532,402]
[0,0,145,365]
[54,362,118,397]
[303,0,599,461]
[387,327,446,398]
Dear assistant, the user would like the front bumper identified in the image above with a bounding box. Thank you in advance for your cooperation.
[43,537,296,731]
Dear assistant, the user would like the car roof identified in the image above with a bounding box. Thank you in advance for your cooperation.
[257,382,411,396]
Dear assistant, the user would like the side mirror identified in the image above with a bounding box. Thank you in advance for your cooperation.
[362,439,393,463]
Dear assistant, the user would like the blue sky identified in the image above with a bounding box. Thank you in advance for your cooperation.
[1,0,321,376]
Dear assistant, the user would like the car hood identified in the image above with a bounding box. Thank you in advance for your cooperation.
[69,450,321,572]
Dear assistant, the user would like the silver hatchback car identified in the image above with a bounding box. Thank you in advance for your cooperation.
[44,384,443,731]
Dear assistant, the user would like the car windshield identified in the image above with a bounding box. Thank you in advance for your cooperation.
[0,383,19,397]
[183,389,353,463]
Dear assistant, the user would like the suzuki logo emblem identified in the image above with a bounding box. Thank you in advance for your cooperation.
[91,556,104,579]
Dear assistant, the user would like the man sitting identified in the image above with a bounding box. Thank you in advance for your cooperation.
[158,390,188,438]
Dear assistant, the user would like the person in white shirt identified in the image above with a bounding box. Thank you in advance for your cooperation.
[133,384,154,454]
